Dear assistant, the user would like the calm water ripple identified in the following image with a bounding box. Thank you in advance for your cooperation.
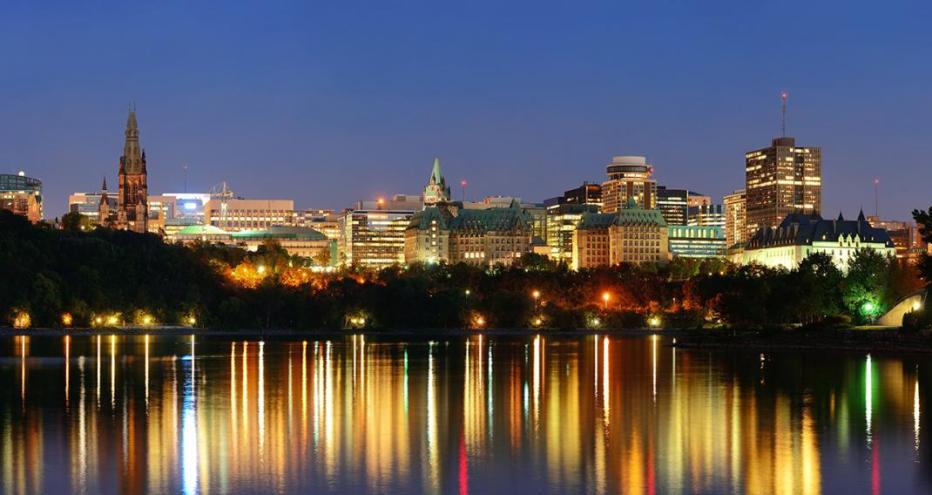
[0,334,930,494]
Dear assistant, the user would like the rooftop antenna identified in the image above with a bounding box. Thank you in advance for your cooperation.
[183,163,188,193]
[873,178,880,218]
[780,90,789,137]
[460,179,468,202]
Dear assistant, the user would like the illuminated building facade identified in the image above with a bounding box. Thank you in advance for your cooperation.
[723,189,747,249]
[545,203,600,265]
[688,204,725,227]
[668,225,726,258]
[1,172,43,223]
[740,211,895,271]
[204,198,295,232]
[341,209,414,268]
[116,109,149,233]
[297,209,341,240]
[657,186,688,226]
[572,201,669,269]
[867,216,923,261]
[562,182,602,207]
[232,226,334,262]
[745,137,821,240]
[405,200,533,266]
[601,156,657,213]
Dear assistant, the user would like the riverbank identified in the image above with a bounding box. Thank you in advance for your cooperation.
[0,326,675,339]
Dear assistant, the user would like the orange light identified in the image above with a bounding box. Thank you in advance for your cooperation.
[602,292,610,303]
[61,313,73,327]
[532,290,541,299]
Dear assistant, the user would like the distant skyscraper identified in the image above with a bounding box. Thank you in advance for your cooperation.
[601,156,657,213]
[116,109,149,233]
[562,182,602,207]
[745,137,821,240]
[723,189,747,248]
[422,157,451,206]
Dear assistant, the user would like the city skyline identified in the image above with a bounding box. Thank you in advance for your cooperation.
[2,1,931,220]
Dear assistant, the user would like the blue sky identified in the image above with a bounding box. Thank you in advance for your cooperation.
[2,0,930,218]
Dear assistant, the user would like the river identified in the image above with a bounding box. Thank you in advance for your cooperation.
[0,334,929,494]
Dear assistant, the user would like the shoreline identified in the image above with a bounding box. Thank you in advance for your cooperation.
[4,326,932,353]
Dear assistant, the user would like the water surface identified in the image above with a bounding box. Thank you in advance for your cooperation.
[0,334,930,494]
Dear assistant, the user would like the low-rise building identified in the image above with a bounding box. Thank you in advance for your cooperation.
[668,225,726,258]
[740,211,895,271]
[232,226,334,262]
[1,172,43,223]
[204,198,295,231]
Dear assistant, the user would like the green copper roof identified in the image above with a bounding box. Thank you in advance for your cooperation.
[577,212,617,230]
[578,206,667,229]
[408,206,450,229]
[430,157,444,184]
[614,206,667,226]
[232,225,327,241]
[448,203,531,233]
[177,224,230,236]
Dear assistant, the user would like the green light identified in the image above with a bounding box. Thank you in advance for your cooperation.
[862,302,875,314]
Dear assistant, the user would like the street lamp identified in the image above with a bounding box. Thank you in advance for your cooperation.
[602,291,611,310]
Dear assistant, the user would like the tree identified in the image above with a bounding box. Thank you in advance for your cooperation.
[843,249,893,323]
[913,206,932,286]
[61,211,93,232]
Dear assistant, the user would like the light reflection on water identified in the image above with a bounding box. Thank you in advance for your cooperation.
[0,334,931,494]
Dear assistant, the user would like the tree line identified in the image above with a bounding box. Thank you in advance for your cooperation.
[1,208,929,330]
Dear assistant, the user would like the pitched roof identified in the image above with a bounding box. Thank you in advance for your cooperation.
[747,212,895,249]
[578,205,667,229]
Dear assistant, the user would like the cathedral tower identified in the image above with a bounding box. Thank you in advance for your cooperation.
[117,108,148,233]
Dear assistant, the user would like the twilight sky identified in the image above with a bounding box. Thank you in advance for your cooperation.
[2,0,930,219]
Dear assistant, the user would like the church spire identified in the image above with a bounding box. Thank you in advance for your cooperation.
[101,176,108,191]
[121,107,145,175]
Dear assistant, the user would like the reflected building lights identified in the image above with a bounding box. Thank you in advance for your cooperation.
[110,335,116,409]
[258,341,265,457]
[915,379,921,454]
[64,336,71,404]
[144,335,150,409]
[182,336,198,495]
[866,354,873,446]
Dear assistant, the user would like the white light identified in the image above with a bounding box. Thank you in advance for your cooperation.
[184,202,197,211]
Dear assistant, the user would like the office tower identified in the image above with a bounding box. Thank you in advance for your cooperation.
[723,189,747,248]
[563,182,602,207]
[745,137,821,239]
[688,204,725,227]
[657,186,688,226]
[601,156,657,213]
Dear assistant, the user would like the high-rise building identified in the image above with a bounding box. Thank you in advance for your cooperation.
[341,209,414,268]
[723,189,747,248]
[0,172,42,223]
[601,156,657,213]
[116,109,149,233]
[745,137,821,240]
[657,187,688,226]
[563,182,602,207]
